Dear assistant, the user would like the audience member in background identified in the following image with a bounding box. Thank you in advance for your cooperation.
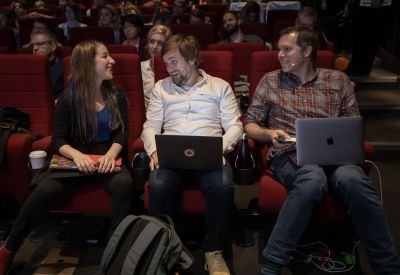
[151,7,173,26]
[120,1,141,16]
[142,0,169,9]
[10,0,28,28]
[0,40,134,275]
[58,0,67,8]
[142,34,242,275]
[26,0,55,20]
[295,6,328,50]
[98,5,122,44]
[86,0,105,16]
[219,11,263,44]
[58,3,87,40]
[172,0,187,18]
[244,26,400,275]
[140,24,171,108]
[122,14,145,58]
[31,29,64,99]
[23,18,62,47]
[190,7,210,24]
[0,9,19,46]
[346,0,395,76]
[238,0,260,23]
[34,0,46,10]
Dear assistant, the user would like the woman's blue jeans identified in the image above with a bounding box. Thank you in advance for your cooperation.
[148,164,234,252]
[262,153,400,274]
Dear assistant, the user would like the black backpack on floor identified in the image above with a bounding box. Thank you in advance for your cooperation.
[101,215,194,275]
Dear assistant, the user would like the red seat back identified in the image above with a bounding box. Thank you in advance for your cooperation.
[17,46,73,57]
[265,10,297,43]
[0,28,16,53]
[207,42,265,82]
[105,44,138,54]
[0,54,54,136]
[154,51,234,87]
[249,50,335,99]
[240,23,267,42]
[68,26,115,46]
[170,23,217,50]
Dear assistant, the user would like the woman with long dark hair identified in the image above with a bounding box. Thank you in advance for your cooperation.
[0,40,134,274]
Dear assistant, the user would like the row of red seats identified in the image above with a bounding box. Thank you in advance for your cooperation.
[1,50,367,224]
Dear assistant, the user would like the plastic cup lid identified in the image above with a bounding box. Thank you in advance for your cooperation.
[29,150,47,158]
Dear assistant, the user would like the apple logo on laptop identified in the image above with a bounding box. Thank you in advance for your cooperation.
[326,136,334,145]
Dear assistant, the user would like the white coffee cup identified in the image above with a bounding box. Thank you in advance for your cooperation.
[29,150,47,169]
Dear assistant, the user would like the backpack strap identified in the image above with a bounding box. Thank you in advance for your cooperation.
[121,219,164,275]
[101,215,140,271]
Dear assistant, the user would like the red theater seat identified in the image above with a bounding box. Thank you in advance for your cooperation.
[68,26,115,46]
[144,50,234,214]
[105,44,138,54]
[171,23,218,50]
[51,53,145,213]
[17,46,73,57]
[248,50,372,221]
[0,28,17,53]
[207,42,265,82]
[0,55,54,205]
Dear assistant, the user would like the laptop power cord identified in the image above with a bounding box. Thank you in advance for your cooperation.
[294,241,361,273]
[364,160,383,204]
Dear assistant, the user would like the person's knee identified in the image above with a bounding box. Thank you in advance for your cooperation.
[110,174,134,196]
[334,165,373,196]
[33,179,64,201]
[294,165,327,197]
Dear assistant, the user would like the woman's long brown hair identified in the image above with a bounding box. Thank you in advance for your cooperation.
[67,40,124,143]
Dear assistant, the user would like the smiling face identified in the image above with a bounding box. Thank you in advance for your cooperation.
[222,12,239,35]
[277,32,309,74]
[95,44,115,83]
[163,48,195,86]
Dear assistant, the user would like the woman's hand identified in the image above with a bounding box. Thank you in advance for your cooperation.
[97,153,117,173]
[72,153,97,173]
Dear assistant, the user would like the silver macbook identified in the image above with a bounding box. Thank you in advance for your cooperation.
[155,135,223,170]
[295,117,365,166]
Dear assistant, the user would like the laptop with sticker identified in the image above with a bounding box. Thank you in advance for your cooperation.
[295,117,365,166]
[155,135,223,170]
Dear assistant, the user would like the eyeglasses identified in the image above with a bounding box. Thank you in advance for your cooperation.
[31,40,52,47]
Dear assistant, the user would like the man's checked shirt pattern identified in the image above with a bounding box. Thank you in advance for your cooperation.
[244,68,360,137]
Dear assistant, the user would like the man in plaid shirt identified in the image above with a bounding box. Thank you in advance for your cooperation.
[244,26,400,275]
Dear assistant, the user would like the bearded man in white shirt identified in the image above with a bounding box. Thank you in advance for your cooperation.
[141,34,243,275]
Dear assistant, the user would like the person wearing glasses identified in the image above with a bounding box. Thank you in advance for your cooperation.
[31,29,64,100]
[122,14,145,59]
[140,24,171,109]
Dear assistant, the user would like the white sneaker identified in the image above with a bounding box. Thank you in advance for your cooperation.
[204,250,230,275]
